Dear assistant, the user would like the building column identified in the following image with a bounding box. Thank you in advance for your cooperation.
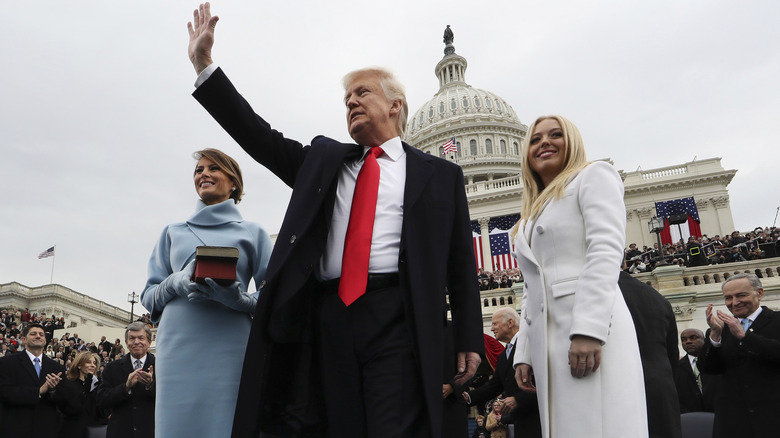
[479,217,493,271]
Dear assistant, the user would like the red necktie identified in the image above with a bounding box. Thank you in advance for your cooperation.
[339,146,384,306]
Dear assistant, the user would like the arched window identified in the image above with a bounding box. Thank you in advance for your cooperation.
[428,107,434,119]
[500,140,507,154]
[439,102,445,114]
[485,139,493,154]
[439,146,445,156]
[513,142,519,155]
[462,96,469,108]
[474,96,481,108]
[419,113,424,125]
[450,99,457,110]
[469,139,477,155]
[456,142,462,157]
[485,98,492,109]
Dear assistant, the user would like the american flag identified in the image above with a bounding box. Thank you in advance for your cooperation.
[654,197,700,222]
[441,137,457,154]
[38,246,55,259]
[490,230,518,271]
[472,232,484,271]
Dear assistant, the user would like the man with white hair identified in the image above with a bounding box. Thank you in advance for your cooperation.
[463,308,541,438]
[698,273,780,438]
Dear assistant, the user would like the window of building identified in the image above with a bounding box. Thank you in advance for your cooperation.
[450,99,457,110]
[469,139,477,155]
[500,139,507,154]
[474,96,481,108]
[485,138,493,154]
[439,102,445,114]
[462,96,469,108]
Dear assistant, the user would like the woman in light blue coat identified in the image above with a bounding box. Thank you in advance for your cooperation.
[140,148,271,438]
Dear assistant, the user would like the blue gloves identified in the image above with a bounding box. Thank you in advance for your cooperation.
[156,260,198,305]
[188,277,257,313]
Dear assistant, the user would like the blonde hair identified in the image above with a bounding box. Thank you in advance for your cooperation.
[510,115,590,238]
[67,351,99,381]
[343,67,408,138]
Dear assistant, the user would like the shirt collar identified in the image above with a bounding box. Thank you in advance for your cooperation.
[25,349,43,362]
[131,354,147,367]
[742,306,763,325]
[361,136,404,162]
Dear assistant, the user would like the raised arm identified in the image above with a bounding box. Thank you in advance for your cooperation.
[187,2,219,74]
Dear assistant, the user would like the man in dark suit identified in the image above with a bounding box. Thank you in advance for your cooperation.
[698,273,780,438]
[97,322,155,438]
[463,308,541,438]
[675,328,720,413]
[617,271,682,438]
[0,323,70,437]
[187,4,483,437]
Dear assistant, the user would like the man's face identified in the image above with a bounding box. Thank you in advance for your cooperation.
[490,314,514,343]
[22,328,47,351]
[125,330,150,359]
[680,329,705,356]
[344,73,399,147]
[723,278,763,319]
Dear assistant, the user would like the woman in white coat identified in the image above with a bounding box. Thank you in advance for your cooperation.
[510,116,647,438]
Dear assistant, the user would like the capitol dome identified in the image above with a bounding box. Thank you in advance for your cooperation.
[405,27,527,217]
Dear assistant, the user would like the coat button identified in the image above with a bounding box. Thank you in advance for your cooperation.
[290,235,296,243]
[536,226,544,234]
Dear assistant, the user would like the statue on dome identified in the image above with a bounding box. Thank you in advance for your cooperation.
[443,25,454,45]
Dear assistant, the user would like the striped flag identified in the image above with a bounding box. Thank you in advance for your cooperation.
[441,137,457,154]
[38,246,55,259]
[490,230,518,271]
[472,232,484,271]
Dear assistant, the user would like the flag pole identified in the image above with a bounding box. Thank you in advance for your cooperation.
[50,245,56,284]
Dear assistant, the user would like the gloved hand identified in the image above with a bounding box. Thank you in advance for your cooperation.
[156,260,197,304]
[187,277,257,313]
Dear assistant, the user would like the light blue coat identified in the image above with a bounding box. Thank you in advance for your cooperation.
[140,199,271,438]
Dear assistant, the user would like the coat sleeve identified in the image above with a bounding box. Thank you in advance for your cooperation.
[96,363,131,410]
[569,162,626,343]
[140,226,175,323]
[446,165,485,354]
[192,67,309,188]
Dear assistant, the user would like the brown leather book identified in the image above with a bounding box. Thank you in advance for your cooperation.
[193,246,239,285]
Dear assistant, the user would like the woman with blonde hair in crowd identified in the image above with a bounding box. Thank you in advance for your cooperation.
[140,148,272,438]
[59,351,106,437]
[486,399,507,438]
[511,115,647,438]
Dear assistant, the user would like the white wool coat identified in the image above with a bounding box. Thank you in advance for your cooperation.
[512,161,647,438]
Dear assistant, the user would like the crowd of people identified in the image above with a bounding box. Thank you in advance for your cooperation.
[476,268,523,290]
[0,307,155,374]
[624,226,780,273]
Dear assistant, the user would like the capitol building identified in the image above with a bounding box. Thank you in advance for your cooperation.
[2,27,778,345]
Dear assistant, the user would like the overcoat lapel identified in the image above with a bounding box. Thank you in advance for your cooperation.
[19,353,41,383]
[402,145,434,212]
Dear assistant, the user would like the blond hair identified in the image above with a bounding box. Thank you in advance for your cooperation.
[510,115,590,239]
[343,67,408,138]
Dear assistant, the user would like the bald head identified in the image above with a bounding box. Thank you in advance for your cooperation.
[680,328,705,357]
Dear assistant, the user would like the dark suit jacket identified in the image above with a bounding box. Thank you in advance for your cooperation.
[0,351,70,437]
[97,354,155,438]
[697,306,780,438]
[674,354,720,413]
[618,271,682,438]
[194,67,484,438]
[465,341,541,438]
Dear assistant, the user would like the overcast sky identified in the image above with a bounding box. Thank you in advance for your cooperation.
[3,1,778,312]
